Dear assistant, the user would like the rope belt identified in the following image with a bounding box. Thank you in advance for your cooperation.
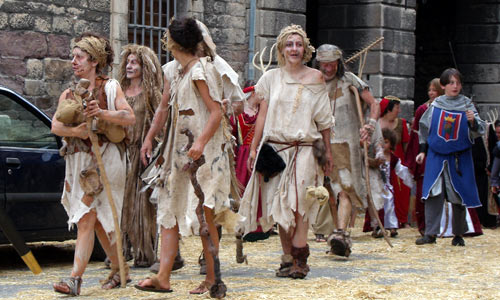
[267,140,313,207]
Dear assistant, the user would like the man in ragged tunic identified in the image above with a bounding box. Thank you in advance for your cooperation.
[313,44,381,257]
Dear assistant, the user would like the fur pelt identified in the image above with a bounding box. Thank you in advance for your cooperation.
[255,143,286,182]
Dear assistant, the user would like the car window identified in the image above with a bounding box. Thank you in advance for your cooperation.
[0,94,58,149]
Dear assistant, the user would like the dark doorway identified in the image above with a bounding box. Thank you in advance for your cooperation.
[305,0,318,49]
[414,0,457,108]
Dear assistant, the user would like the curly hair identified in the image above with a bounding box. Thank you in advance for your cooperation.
[74,32,113,74]
[276,24,315,66]
[118,44,163,117]
[161,17,203,55]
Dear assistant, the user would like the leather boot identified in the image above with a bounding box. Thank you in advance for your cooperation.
[275,254,293,277]
[289,245,310,279]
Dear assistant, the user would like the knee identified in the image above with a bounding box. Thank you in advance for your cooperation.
[78,211,97,232]
[338,192,351,204]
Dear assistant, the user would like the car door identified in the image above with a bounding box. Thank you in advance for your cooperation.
[0,89,67,241]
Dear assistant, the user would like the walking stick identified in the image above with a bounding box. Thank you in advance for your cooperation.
[76,79,127,287]
[350,86,393,248]
[181,128,227,299]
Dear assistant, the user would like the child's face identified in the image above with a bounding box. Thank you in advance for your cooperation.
[442,75,462,97]
[428,85,439,100]
[383,139,392,152]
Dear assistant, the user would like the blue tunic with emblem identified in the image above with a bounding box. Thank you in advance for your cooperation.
[419,95,484,208]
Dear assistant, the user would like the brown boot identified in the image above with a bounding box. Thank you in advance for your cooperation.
[327,229,352,257]
[275,254,293,277]
[289,245,310,279]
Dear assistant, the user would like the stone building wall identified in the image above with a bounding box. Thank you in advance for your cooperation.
[314,0,417,119]
[455,0,500,118]
[188,0,307,83]
[0,0,110,116]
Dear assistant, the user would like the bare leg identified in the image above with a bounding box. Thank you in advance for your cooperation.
[328,191,353,257]
[94,219,119,268]
[291,212,309,248]
[138,225,178,290]
[337,191,352,230]
[289,211,310,279]
[278,225,293,255]
[71,210,97,277]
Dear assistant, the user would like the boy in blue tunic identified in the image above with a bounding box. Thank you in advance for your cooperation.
[415,68,485,246]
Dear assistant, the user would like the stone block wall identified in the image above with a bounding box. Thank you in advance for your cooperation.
[314,0,417,119]
[0,0,110,116]
[186,0,248,82]
[455,0,500,119]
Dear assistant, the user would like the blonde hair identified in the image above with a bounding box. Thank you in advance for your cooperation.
[118,44,163,116]
[276,24,315,66]
[428,78,444,97]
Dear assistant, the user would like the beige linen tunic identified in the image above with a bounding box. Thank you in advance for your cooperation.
[238,68,333,234]
[326,72,369,208]
[155,58,231,236]
[61,79,126,238]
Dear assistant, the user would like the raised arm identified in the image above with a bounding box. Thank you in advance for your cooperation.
[85,83,135,126]
[51,89,88,139]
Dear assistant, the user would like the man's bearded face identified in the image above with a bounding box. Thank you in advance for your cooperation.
[319,60,339,81]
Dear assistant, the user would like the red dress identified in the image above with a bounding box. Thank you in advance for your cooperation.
[392,118,411,226]
[231,112,269,239]
[405,103,429,232]
[231,113,257,191]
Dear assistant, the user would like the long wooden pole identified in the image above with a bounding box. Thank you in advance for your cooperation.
[350,86,393,248]
[74,81,127,288]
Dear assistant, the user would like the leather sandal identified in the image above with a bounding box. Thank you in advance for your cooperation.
[189,280,212,294]
[53,276,82,296]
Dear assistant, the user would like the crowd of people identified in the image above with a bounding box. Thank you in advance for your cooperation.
[49,17,498,297]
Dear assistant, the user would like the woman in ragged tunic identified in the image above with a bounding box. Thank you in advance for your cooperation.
[51,33,135,295]
[135,17,230,294]
[118,44,162,267]
[238,24,333,279]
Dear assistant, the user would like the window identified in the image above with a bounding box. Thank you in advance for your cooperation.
[128,0,177,65]
[0,94,58,149]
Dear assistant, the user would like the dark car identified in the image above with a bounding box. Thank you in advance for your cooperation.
[0,86,103,258]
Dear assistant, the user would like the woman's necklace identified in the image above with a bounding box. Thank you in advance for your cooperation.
[181,57,199,76]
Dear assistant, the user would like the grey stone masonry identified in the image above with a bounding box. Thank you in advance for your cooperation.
[199,0,248,82]
[315,0,417,105]
[0,0,110,116]
[455,0,500,114]
[250,0,307,81]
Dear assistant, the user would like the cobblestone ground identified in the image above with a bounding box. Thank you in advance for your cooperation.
[1,220,500,300]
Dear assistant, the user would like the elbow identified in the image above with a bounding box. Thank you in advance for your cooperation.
[214,108,223,123]
[129,114,136,126]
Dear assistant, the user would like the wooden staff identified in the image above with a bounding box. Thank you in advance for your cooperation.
[350,86,393,248]
[77,79,127,287]
[181,128,227,299]
[0,206,42,274]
